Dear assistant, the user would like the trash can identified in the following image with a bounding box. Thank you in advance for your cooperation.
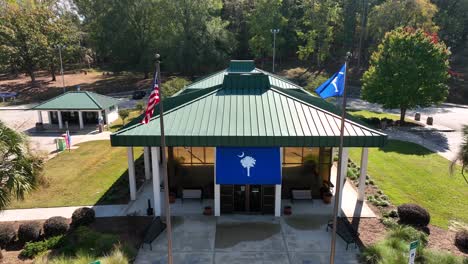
[55,138,66,151]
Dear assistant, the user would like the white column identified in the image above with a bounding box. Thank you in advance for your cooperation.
[57,111,63,129]
[214,148,220,216]
[127,147,137,200]
[337,147,349,217]
[37,111,43,123]
[78,111,84,129]
[98,111,103,124]
[358,148,369,201]
[151,147,162,216]
[47,111,52,124]
[275,147,283,217]
[144,147,151,180]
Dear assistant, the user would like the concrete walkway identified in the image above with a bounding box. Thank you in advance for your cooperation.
[0,204,128,222]
[135,215,359,264]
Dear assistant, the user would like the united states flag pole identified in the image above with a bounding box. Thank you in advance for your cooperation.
[329,51,352,264]
[141,54,173,264]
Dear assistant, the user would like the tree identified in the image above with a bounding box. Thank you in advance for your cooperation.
[0,121,44,209]
[118,109,130,125]
[362,27,450,122]
[296,0,343,68]
[432,0,468,50]
[247,0,287,63]
[0,1,80,83]
[451,125,468,184]
[367,0,438,45]
[240,156,256,177]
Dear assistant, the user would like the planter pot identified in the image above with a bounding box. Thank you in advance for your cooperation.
[169,193,176,204]
[203,207,213,216]
[323,193,333,204]
[284,206,292,215]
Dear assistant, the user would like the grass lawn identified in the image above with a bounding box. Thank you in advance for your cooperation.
[9,140,143,209]
[348,109,402,121]
[109,110,141,132]
[349,140,468,229]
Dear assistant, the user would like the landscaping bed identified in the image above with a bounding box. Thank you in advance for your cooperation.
[346,140,468,258]
[0,215,152,263]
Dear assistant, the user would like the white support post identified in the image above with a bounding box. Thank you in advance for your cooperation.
[98,111,103,124]
[47,111,52,124]
[151,147,162,216]
[37,111,43,123]
[275,147,283,217]
[337,147,349,217]
[57,111,63,129]
[78,111,84,129]
[144,147,151,180]
[127,147,137,200]
[214,148,220,216]
[358,148,369,201]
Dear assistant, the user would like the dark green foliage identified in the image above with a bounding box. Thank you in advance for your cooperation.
[0,223,16,247]
[60,226,120,257]
[362,27,449,122]
[18,222,41,243]
[20,235,63,258]
[118,109,130,125]
[454,230,468,253]
[162,77,190,98]
[397,204,431,227]
[452,125,468,183]
[43,216,69,238]
[71,207,95,227]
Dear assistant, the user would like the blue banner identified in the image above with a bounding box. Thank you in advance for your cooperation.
[216,147,281,185]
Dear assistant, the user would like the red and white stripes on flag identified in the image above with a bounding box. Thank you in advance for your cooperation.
[141,70,160,124]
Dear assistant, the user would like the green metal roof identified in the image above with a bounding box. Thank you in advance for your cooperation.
[32,91,120,111]
[111,69,387,147]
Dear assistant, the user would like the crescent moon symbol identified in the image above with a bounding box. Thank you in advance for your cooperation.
[237,152,245,158]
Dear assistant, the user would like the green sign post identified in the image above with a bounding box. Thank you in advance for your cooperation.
[89,261,100,264]
[409,240,419,264]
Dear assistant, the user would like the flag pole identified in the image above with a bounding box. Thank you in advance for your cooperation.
[155,54,173,264]
[329,51,352,264]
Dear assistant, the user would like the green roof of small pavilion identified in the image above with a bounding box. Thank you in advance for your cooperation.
[111,60,387,147]
[32,91,120,111]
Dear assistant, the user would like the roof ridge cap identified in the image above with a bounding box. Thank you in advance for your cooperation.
[84,91,103,109]
[270,87,386,136]
[256,68,303,89]
[112,86,221,135]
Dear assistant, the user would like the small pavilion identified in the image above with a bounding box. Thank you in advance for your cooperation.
[110,60,387,217]
[32,91,120,130]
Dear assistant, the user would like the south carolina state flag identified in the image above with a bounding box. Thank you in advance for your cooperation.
[315,64,346,99]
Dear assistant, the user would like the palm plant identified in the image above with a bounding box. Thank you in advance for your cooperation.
[451,125,468,184]
[0,121,44,209]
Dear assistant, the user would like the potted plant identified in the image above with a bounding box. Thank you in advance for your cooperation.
[320,180,334,204]
[169,192,176,203]
[322,191,333,204]
[283,206,292,215]
[203,206,212,216]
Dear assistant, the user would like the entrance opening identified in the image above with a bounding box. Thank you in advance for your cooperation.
[221,185,275,214]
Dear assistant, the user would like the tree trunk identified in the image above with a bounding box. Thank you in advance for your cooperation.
[29,70,36,83]
[144,71,149,79]
[51,67,56,82]
[400,107,407,124]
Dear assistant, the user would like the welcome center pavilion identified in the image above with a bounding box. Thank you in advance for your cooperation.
[110,60,387,217]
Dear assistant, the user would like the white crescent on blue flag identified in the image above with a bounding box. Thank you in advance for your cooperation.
[315,64,346,99]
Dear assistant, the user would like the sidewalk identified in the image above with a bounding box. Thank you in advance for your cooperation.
[0,204,128,222]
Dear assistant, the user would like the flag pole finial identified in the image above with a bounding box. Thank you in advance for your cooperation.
[155,53,160,61]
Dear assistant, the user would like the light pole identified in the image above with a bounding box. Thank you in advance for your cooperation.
[56,45,66,93]
[271,29,280,72]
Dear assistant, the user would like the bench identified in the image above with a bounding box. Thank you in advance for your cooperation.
[326,219,359,250]
[290,189,313,203]
[182,188,203,203]
[141,217,166,250]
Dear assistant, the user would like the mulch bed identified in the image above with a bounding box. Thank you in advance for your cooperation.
[0,216,152,264]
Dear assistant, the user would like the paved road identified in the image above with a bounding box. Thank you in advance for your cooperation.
[347,98,467,161]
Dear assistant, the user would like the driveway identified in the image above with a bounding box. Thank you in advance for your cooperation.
[135,215,359,264]
[347,98,468,161]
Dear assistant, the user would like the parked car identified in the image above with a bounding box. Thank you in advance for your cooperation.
[132,90,146,100]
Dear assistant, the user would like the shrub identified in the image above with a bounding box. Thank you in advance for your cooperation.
[454,230,468,253]
[34,247,130,264]
[387,225,428,246]
[0,223,16,247]
[397,203,430,227]
[20,235,63,258]
[43,217,68,237]
[72,207,96,227]
[18,222,41,243]
[421,250,465,264]
[60,226,120,257]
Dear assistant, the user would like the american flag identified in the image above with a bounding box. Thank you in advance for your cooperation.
[141,70,160,124]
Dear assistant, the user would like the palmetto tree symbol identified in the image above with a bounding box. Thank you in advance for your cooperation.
[240,156,256,177]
